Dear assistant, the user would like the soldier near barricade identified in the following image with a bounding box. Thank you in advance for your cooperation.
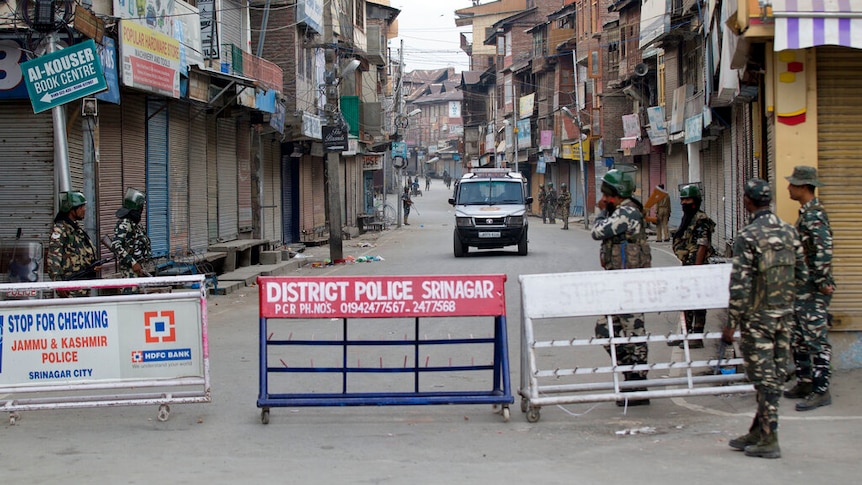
[784,166,835,411]
[110,188,151,278]
[538,184,548,223]
[546,182,558,224]
[669,184,715,348]
[590,169,652,406]
[723,178,807,459]
[557,183,572,230]
[47,191,100,296]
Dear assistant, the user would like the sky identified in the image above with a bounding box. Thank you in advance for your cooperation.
[389,1,474,73]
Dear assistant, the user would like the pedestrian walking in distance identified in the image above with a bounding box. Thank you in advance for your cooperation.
[724,178,807,459]
[401,186,413,226]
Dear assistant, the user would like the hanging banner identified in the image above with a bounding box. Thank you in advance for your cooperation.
[119,20,181,98]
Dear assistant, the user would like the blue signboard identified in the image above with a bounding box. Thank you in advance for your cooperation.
[95,38,120,104]
[0,39,30,99]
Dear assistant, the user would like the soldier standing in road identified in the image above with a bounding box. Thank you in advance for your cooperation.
[784,166,835,411]
[546,182,558,224]
[558,183,572,230]
[401,185,413,226]
[538,184,548,223]
[47,191,99,296]
[723,178,807,459]
[669,184,715,348]
[655,184,671,242]
[110,188,151,278]
[590,169,652,406]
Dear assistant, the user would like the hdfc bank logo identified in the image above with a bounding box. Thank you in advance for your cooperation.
[144,310,176,343]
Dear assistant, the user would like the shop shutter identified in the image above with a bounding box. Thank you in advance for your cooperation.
[217,118,238,241]
[68,110,84,191]
[262,135,282,243]
[189,109,209,252]
[282,149,299,243]
[237,122,253,232]
[207,116,219,243]
[122,93,147,227]
[816,47,862,330]
[146,98,170,256]
[169,102,190,253]
[0,101,53,241]
[98,102,124,246]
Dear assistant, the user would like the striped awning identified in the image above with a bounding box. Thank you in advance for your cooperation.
[773,0,862,51]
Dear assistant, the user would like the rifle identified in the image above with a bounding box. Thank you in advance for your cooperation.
[64,256,114,281]
[100,235,152,277]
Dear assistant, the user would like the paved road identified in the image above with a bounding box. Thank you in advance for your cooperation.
[3,178,861,483]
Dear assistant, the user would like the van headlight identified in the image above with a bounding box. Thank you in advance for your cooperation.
[507,215,524,226]
[456,217,474,227]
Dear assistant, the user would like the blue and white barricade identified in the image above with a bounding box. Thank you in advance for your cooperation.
[518,264,751,422]
[256,274,513,423]
[0,275,211,423]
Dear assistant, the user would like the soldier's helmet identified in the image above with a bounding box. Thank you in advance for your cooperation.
[601,169,635,198]
[547,182,554,187]
[123,187,146,210]
[561,183,568,189]
[679,184,702,201]
[59,191,87,213]
[744,178,772,205]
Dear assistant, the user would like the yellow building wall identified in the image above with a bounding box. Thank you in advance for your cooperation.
[772,48,819,224]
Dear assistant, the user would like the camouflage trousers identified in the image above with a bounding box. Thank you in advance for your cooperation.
[559,206,570,229]
[543,204,556,223]
[741,314,791,435]
[595,313,648,379]
[792,294,833,393]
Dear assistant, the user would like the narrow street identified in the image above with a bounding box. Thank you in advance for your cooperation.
[3,177,860,483]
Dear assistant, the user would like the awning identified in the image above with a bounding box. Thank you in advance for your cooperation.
[773,0,862,51]
[496,140,506,153]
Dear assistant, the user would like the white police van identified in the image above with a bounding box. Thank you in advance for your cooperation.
[447,169,533,257]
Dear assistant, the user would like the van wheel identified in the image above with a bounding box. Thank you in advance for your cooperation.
[517,230,528,256]
[454,232,467,257]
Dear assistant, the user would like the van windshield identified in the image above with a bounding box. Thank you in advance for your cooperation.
[456,180,524,205]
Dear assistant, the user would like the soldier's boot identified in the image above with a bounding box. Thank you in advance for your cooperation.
[403,216,409,226]
[783,382,812,399]
[729,417,761,451]
[684,314,706,349]
[744,431,781,459]
[668,314,693,347]
[796,390,832,411]
[616,373,650,407]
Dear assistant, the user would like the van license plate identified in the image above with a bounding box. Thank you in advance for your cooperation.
[479,231,501,238]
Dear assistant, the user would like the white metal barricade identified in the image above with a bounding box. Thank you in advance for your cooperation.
[0,275,211,423]
[518,264,751,422]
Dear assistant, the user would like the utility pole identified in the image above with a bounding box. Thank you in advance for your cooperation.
[395,41,404,228]
[572,49,589,227]
[323,10,343,260]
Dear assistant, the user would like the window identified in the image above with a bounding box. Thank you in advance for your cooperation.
[355,0,365,30]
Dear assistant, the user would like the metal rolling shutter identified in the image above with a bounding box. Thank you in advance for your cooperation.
[702,136,724,251]
[0,101,53,241]
[98,102,124,246]
[169,102,190,253]
[68,111,84,191]
[189,109,209,252]
[344,156,356,228]
[816,47,862,330]
[237,122,253,232]
[217,118,239,241]
[262,136,282,243]
[146,98,170,256]
[207,116,219,243]
[281,149,299,243]
[122,93,147,227]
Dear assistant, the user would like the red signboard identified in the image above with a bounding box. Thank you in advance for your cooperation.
[258,275,507,319]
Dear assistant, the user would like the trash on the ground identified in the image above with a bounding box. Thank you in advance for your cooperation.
[615,426,657,436]
[358,242,374,248]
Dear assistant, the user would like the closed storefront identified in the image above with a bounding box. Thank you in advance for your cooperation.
[300,155,326,242]
[0,101,54,241]
[169,102,191,253]
[816,47,862,330]
[146,98,170,256]
[97,102,124,244]
[237,123,253,233]
[261,136,282,243]
[282,149,300,244]
[217,118,239,241]
[122,93,147,226]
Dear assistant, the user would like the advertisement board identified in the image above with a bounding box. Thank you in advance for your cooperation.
[119,20,181,98]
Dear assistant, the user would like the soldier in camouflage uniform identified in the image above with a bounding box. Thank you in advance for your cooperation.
[557,183,572,230]
[723,178,807,459]
[784,166,835,411]
[546,183,558,224]
[591,169,652,406]
[110,188,151,278]
[669,184,715,348]
[538,184,548,223]
[47,192,99,297]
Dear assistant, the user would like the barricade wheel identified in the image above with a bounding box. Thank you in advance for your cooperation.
[261,408,270,424]
[502,406,510,422]
[526,407,541,423]
[157,404,171,422]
